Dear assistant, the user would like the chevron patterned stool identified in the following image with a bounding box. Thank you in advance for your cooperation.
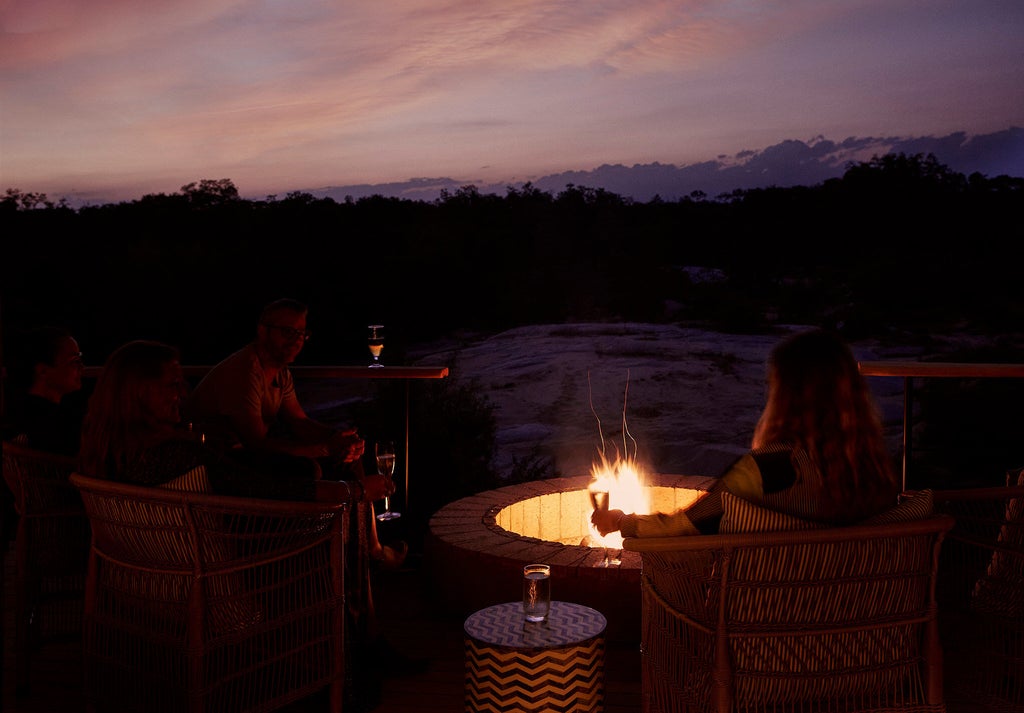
[464,601,607,713]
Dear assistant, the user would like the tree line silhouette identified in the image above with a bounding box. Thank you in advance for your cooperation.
[3,152,1022,366]
[4,152,1023,502]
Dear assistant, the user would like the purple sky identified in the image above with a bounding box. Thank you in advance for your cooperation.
[2,1,1022,204]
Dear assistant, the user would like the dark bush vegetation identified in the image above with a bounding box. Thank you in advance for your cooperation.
[5,153,1021,364]
[3,153,1022,504]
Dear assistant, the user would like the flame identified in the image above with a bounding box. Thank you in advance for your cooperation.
[587,451,651,549]
[585,368,652,551]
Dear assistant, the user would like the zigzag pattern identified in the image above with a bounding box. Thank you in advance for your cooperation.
[463,602,608,711]
[465,637,606,712]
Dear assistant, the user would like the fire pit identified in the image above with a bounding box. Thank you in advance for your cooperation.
[425,473,713,642]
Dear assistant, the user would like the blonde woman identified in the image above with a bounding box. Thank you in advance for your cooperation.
[592,328,899,537]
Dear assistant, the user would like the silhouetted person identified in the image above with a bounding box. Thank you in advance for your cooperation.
[593,328,900,537]
[78,339,391,503]
[185,299,420,710]
[185,297,405,564]
[4,326,86,456]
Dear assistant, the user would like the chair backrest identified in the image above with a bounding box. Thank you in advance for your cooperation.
[2,438,89,692]
[932,482,1024,710]
[933,482,1024,617]
[68,471,349,713]
[2,439,80,516]
[69,471,345,573]
[624,515,954,713]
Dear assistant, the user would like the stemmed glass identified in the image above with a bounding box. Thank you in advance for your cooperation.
[589,488,613,567]
[368,325,384,368]
[375,440,400,521]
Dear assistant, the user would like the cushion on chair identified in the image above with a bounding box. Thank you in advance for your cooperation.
[154,466,262,633]
[861,489,934,525]
[719,492,824,533]
[157,465,212,493]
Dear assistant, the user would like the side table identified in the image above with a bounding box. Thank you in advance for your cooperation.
[464,600,607,713]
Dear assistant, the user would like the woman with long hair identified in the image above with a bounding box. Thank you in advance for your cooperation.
[78,340,184,482]
[592,328,900,538]
[77,340,413,706]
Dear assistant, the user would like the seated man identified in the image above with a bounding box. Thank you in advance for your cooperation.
[4,325,86,456]
[186,297,359,464]
[186,297,405,564]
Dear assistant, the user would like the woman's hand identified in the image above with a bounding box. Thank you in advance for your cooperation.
[591,508,625,537]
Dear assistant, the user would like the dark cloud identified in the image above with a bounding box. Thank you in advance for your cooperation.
[315,126,1024,203]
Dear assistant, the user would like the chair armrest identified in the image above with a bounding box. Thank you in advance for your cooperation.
[623,514,955,552]
[314,480,356,505]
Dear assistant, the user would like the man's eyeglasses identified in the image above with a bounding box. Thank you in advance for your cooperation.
[262,323,311,341]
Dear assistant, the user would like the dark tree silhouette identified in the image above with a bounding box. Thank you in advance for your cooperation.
[2,157,1022,363]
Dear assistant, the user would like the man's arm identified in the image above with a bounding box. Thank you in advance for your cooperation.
[277,392,335,443]
[221,369,329,458]
[278,393,364,463]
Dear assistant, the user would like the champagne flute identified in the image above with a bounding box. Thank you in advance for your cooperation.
[368,324,384,368]
[375,440,400,521]
[589,488,612,567]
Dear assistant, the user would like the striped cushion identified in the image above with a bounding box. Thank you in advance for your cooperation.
[158,465,211,493]
[861,489,933,525]
[719,492,824,533]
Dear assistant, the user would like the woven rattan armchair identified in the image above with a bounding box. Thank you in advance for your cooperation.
[623,514,955,713]
[933,481,1024,712]
[69,471,350,713]
[1,439,90,696]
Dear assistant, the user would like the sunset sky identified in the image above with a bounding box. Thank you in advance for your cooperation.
[2,0,1022,203]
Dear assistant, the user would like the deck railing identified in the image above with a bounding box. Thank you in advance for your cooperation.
[9,360,1021,494]
[858,361,1024,489]
[79,363,450,513]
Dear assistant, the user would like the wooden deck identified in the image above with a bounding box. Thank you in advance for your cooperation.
[2,545,641,713]
[0,540,997,713]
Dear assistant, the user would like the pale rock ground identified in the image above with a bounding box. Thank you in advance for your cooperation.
[305,321,999,480]
[399,322,934,480]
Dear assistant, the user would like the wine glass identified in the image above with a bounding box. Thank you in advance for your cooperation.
[375,440,400,521]
[367,324,384,368]
[589,488,612,567]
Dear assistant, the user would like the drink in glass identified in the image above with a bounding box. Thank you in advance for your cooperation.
[368,324,384,368]
[522,564,551,622]
[375,440,400,521]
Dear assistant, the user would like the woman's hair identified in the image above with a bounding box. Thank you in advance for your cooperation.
[752,328,898,519]
[78,340,180,479]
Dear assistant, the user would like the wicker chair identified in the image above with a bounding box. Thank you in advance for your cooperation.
[69,471,350,713]
[933,480,1024,712]
[623,513,955,713]
[1,439,90,696]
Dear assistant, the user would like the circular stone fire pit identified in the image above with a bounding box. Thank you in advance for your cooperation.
[425,473,712,643]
